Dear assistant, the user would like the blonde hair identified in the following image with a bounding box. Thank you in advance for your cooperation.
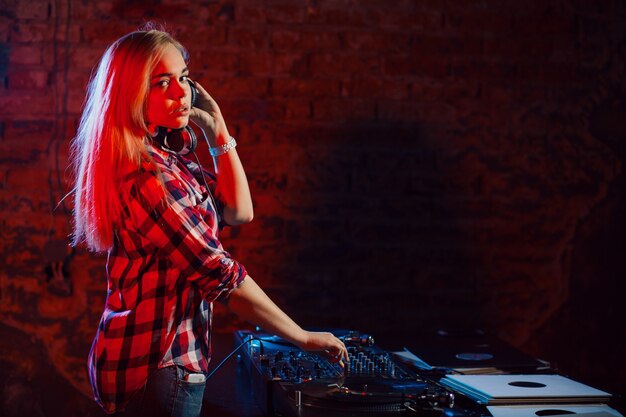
[71,29,188,252]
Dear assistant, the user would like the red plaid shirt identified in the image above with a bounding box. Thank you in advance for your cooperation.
[88,146,247,414]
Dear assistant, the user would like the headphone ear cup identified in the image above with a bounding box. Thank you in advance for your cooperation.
[153,126,197,155]
[189,80,198,107]
[184,126,197,153]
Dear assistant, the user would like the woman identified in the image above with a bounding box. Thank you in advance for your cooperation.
[70,27,348,416]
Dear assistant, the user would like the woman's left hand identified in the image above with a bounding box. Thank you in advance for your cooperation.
[188,79,229,145]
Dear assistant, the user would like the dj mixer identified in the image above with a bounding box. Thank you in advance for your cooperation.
[234,329,456,416]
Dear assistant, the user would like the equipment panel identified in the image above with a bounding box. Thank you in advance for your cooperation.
[234,329,455,416]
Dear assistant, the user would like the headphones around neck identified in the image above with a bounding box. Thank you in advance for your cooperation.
[148,80,219,212]
[150,79,199,156]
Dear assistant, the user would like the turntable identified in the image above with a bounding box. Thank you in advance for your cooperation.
[282,376,453,415]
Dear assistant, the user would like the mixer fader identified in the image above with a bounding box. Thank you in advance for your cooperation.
[345,345,401,377]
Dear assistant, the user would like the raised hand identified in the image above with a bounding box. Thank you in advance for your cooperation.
[188,79,229,145]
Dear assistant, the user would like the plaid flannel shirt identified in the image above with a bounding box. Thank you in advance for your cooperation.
[88,146,247,414]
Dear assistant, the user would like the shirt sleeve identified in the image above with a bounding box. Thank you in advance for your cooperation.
[125,167,246,301]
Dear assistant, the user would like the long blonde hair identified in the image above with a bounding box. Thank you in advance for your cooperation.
[71,29,188,252]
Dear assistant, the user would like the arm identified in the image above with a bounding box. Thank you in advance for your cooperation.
[225,276,349,364]
[210,143,253,226]
[129,168,247,301]
[189,80,253,225]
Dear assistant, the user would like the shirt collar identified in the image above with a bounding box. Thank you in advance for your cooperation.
[148,144,177,167]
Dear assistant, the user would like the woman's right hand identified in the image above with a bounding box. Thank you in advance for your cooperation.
[225,278,349,367]
[297,331,350,367]
[188,79,229,146]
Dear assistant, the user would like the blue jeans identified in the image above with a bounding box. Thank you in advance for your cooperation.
[113,365,206,417]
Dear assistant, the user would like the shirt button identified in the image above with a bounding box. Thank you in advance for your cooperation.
[220,258,234,267]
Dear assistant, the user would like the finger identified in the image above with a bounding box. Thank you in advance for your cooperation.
[188,108,206,124]
[334,338,349,362]
[340,348,349,364]
[328,343,348,364]
[189,107,212,121]
[189,107,201,118]
[188,79,214,101]
[338,347,349,368]
[329,351,345,368]
[188,78,204,92]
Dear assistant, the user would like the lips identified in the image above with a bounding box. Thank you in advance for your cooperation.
[172,105,189,116]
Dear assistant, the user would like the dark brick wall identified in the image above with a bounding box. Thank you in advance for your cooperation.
[1,0,625,415]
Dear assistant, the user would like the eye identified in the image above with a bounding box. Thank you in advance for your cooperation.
[180,74,189,83]
[153,79,169,88]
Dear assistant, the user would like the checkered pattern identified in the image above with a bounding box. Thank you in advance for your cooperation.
[88,146,247,414]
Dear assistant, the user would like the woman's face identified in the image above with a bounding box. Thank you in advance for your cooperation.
[146,43,191,129]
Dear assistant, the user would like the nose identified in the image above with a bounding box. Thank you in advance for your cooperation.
[170,78,188,100]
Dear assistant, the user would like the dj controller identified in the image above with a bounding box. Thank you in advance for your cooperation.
[234,329,457,417]
[233,329,623,417]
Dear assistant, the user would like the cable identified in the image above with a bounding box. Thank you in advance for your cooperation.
[206,335,263,381]
[190,149,221,220]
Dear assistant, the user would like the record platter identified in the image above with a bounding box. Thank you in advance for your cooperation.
[282,376,451,414]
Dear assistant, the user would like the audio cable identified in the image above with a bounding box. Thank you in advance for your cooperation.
[206,334,264,381]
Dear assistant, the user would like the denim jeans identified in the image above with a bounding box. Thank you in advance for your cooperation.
[113,365,206,417]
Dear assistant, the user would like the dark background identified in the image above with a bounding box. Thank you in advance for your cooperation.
[1,0,625,416]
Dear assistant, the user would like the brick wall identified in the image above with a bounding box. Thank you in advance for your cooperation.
[1,0,625,414]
